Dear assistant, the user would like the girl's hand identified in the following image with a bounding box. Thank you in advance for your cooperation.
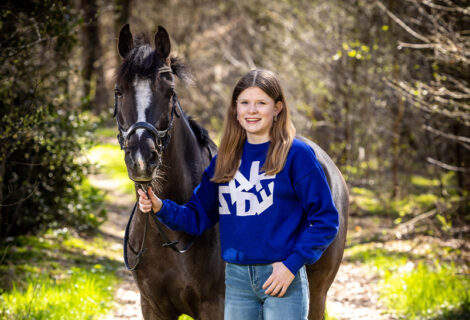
[138,187,163,213]
[262,262,295,297]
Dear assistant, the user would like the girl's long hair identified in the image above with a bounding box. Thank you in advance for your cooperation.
[212,69,296,183]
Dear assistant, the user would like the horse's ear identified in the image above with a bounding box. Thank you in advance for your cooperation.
[118,24,134,58]
[154,26,171,59]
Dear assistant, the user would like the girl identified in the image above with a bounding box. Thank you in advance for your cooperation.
[138,69,339,320]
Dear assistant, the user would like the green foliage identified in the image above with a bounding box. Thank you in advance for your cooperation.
[340,40,372,60]
[411,175,440,188]
[350,184,464,236]
[0,112,107,235]
[345,243,470,319]
[0,1,106,239]
[350,187,385,215]
[381,262,470,319]
[350,183,454,228]
[324,308,338,320]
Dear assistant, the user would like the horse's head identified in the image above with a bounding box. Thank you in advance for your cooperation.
[115,24,178,183]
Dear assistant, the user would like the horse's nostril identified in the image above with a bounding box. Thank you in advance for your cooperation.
[149,151,159,167]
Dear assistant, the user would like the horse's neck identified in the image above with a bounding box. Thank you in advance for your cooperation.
[159,116,203,201]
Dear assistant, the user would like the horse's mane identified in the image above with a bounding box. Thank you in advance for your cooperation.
[187,117,216,153]
[170,56,193,85]
[116,34,193,86]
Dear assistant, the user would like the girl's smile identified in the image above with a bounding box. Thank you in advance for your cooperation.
[236,86,282,144]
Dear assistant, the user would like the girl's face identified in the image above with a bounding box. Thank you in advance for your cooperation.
[236,86,282,144]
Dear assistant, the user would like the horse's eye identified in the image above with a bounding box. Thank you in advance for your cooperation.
[115,88,123,98]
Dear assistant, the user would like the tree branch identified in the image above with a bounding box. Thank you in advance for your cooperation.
[394,208,438,235]
[421,0,470,16]
[426,157,469,172]
[0,182,39,207]
[397,41,435,49]
[375,0,430,43]
[422,124,470,144]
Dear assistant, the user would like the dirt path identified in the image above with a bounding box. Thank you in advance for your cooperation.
[90,173,143,320]
[90,159,393,319]
[327,262,395,320]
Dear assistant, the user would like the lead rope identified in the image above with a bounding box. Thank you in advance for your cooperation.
[149,208,197,253]
[123,202,148,271]
[123,189,198,271]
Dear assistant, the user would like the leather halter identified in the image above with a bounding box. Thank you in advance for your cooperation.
[113,65,180,151]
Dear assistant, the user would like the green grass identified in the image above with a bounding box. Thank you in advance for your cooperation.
[381,261,470,319]
[94,127,118,139]
[345,244,470,319]
[324,309,338,320]
[87,143,135,195]
[350,185,449,226]
[0,230,121,320]
[346,244,409,269]
[350,187,385,214]
[0,266,116,319]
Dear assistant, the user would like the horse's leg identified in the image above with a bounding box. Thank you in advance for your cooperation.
[140,295,179,320]
[307,288,327,320]
[306,265,338,320]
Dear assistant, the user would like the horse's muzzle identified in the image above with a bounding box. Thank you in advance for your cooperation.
[125,147,161,182]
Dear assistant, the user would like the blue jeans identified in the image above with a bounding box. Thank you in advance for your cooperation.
[224,263,309,320]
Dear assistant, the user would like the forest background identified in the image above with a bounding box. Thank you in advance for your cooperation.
[0,0,469,319]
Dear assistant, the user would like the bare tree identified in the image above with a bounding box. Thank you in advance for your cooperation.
[376,0,470,218]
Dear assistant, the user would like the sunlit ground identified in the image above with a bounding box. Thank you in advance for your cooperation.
[87,143,135,198]
[0,230,121,319]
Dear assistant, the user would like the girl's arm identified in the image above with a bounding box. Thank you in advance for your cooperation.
[283,149,340,275]
[138,162,219,236]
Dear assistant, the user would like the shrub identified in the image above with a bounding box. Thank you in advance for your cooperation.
[0,0,105,240]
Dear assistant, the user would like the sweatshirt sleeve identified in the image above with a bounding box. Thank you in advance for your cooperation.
[155,158,219,236]
[282,147,339,275]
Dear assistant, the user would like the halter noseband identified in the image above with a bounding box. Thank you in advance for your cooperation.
[113,65,180,151]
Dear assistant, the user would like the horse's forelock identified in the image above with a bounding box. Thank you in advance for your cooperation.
[134,33,150,46]
[117,34,159,87]
[116,36,193,88]
[117,48,156,87]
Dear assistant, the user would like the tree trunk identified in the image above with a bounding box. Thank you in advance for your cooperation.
[0,155,6,241]
[80,0,109,114]
[390,0,403,199]
[453,123,465,218]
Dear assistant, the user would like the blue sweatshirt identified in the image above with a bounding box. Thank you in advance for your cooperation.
[157,138,339,275]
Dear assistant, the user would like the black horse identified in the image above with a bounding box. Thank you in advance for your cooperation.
[114,24,348,320]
